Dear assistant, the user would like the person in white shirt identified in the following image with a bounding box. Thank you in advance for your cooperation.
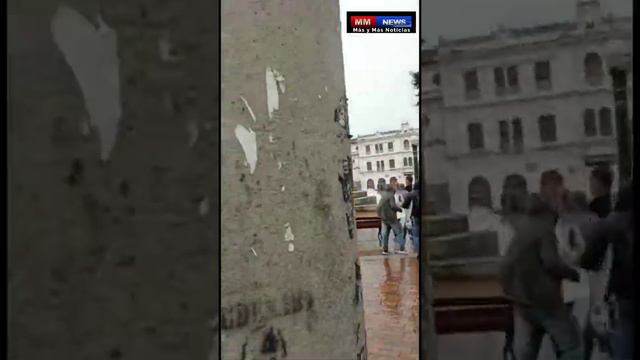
[555,190,606,358]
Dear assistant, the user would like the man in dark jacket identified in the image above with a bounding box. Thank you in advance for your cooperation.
[377,184,405,255]
[581,184,634,360]
[589,166,613,219]
[402,180,420,254]
[500,170,583,360]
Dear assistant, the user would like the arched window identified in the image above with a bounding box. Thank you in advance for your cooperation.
[501,174,528,211]
[468,176,493,209]
[599,107,613,136]
[377,178,386,190]
[584,52,604,86]
[366,179,375,189]
[403,139,410,150]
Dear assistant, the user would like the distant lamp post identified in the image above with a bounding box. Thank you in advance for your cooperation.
[605,41,632,189]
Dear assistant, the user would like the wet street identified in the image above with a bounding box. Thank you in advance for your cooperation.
[359,254,419,360]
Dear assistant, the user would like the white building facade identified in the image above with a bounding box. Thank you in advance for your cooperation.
[422,0,632,215]
[351,122,419,191]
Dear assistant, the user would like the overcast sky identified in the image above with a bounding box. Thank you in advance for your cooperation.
[339,0,420,137]
[421,0,632,45]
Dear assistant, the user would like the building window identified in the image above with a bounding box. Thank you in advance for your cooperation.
[499,120,510,152]
[388,142,394,152]
[467,122,484,150]
[494,67,506,94]
[389,159,395,169]
[365,145,371,154]
[432,73,441,86]
[599,107,613,136]
[468,176,493,209]
[403,139,410,150]
[366,162,372,171]
[584,52,604,86]
[366,179,375,189]
[464,69,480,98]
[408,157,413,166]
[512,117,524,153]
[403,157,408,167]
[534,60,552,90]
[507,65,519,89]
[584,108,597,137]
[538,114,557,143]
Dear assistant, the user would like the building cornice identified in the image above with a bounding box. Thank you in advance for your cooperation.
[436,86,614,111]
[352,130,419,143]
[444,137,616,161]
[357,149,417,158]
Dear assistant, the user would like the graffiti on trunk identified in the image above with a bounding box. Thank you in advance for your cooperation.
[221,290,314,330]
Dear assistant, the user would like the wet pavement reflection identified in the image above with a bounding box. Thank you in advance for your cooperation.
[360,255,419,360]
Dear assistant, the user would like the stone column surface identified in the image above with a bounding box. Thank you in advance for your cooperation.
[8,0,220,358]
[221,0,367,358]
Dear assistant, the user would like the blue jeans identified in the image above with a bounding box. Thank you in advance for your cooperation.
[410,216,420,252]
[610,299,634,360]
[513,305,583,360]
[381,220,404,252]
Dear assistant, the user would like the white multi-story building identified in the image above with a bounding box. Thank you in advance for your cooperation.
[422,0,632,215]
[351,122,419,191]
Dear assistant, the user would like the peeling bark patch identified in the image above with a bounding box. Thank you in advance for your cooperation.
[354,261,362,304]
[346,212,354,239]
[234,125,257,174]
[265,67,279,119]
[334,96,350,143]
[240,96,257,122]
[51,5,121,160]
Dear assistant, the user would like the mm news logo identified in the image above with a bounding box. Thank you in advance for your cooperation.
[347,11,416,34]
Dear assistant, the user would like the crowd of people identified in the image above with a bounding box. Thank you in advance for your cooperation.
[375,176,421,256]
[498,166,634,360]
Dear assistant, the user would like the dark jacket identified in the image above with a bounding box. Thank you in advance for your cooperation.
[581,211,633,301]
[401,187,420,218]
[589,194,612,219]
[500,203,580,312]
[377,188,402,224]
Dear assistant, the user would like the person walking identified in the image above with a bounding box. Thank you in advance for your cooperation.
[581,184,634,360]
[377,184,406,255]
[402,180,420,256]
[500,170,583,360]
[589,166,614,219]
